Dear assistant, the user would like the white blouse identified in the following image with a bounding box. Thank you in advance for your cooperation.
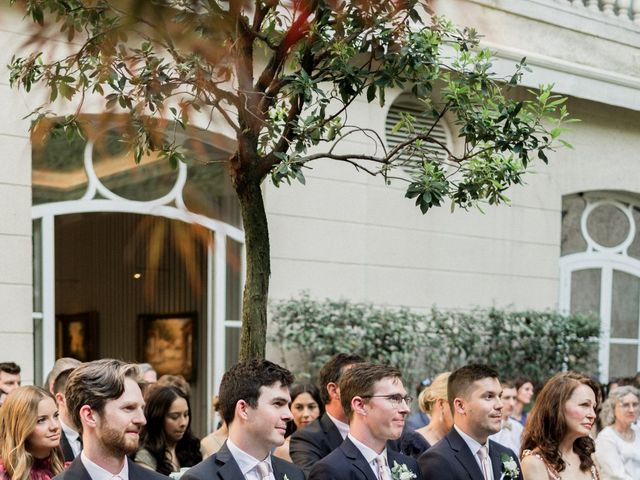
[595,426,640,480]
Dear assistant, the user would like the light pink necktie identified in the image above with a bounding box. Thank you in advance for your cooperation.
[375,454,391,480]
[255,461,271,480]
[477,445,491,480]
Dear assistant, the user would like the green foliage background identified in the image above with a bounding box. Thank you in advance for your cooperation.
[269,293,600,389]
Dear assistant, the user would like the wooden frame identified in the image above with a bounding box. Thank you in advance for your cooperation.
[138,313,196,381]
[56,311,99,362]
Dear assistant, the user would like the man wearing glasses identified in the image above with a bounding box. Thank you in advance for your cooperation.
[309,363,420,479]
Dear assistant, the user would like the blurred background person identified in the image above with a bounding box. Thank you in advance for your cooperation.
[44,359,80,395]
[139,364,158,384]
[513,377,534,426]
[134,386,201,475]
[0,363,21,395]
[274,383,323,462]
[0,386,66,480]
[489,379,523,454]
[200,396,228,459]
[521,372,600,480]
[52,369,81,462]
[595,385,640,479]
[399,371,452,458]
[404,376,431,431]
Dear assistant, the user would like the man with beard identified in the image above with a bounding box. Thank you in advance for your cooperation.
[54,359,167,480]
[419,364,523,480]
[309,363,419,480]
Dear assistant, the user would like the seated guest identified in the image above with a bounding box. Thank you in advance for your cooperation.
[309,363,420,479]
[182,359,304,480]
[135,386,202,474]
[400,372,452,458]
[45,358,81,395]
[512,377,534,426]
[521,371,600,480]
[419,364,522,480]
[52,369,82,462]
[274,383,323,462]
[0,362,21,395]
[290,353,364,475]
[0,386,66,480]
[488,380,523,454]
[595,385,640,480]
[200,396,228,458]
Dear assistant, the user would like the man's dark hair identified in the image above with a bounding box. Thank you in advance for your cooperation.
[339,362,402,420]
[65,359,141,432]
[218,359,294,426]
[448,364,499,412]
[52,368,75,395]
[318,353,365,405]
[0,362,20,374]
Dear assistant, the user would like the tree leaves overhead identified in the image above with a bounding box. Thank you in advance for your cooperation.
[10,0,571,214]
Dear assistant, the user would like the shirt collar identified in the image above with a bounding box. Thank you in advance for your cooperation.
[326,412,349,439]
[80,451,128,480]
[60,421,80,441]
[347,433,387,464]
[454,425,489,456]
[226,438,272,476]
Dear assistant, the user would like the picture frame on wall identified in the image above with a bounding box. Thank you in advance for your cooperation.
[56,311,99,362]
[138,312,196,381]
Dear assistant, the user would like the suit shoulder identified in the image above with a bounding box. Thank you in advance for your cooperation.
[181,455,218,480]
[308,455,343,480]
[272,457,305,479]
[130,462,169,480]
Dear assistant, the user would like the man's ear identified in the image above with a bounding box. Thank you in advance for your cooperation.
[79,404,97,429]
[235,399,251,423]
[54,392,66,407]
[351,396,366,416]
[453,397,465,415]
[326,382,340,401]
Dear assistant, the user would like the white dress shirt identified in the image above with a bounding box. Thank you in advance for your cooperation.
[326,412,350,439]
[455,426,494,480]
[347,434,391,480]
[226,438,275,480]
[61,420,82,457]
[489,418,523,455]
[80,452,129,480]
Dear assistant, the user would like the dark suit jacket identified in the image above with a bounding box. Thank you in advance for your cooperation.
[60,430,76,462]
[290,413,343,475]
[182,442,305,480]
[308,437,420,480]
[53,457,169,480]
[418,428,523,480]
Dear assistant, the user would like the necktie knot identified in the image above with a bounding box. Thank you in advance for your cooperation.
[256,461,271,479]
[477,445,489,461]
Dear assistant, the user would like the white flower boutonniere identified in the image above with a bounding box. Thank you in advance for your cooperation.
[169,468,190,480]
[391,461,417,480]
[283,475,289,480]
[499,453,520,480]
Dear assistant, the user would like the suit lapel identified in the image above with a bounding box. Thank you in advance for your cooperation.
[448,429,485,480]
[341,438,378,480]
[488,442,514,480]
[64,457,92,480]
[213,443,245,480]
[320,413,344,450]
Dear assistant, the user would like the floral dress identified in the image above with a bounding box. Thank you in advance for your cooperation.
[522,449,600,480]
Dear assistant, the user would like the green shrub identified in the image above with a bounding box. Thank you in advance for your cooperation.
[269,293,600,389]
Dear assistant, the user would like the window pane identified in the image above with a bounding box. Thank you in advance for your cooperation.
[225,327,240,370]
[561,195,587,256]
[586,203,630,249]
[628,206,640,261]
[570,269,601,317]
[611,270,640,339]
[609,343,638,379]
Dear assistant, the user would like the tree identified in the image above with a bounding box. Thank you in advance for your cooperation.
[9,0,571,360]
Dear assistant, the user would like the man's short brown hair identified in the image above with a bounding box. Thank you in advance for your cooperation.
[338,363,402,420]
[447,364,499,412]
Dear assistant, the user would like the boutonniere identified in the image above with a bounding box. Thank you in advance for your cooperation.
[283,476,289,480]
[391,461,417,480]
[169,468,190,480]
[499,453,520,479]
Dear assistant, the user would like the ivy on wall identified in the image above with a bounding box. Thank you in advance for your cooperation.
[269,293,600,389]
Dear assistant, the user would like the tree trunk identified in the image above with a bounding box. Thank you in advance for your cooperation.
[236,176,270,360]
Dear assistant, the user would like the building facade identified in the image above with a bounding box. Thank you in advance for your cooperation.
[0,0,639,429]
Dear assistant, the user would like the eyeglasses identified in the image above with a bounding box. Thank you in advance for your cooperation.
[361,394,413,408]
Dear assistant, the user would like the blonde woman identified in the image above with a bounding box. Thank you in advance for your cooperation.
[399,372,453,458]
[0,386,66,480]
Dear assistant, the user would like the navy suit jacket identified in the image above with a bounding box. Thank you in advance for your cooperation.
[290,413,343,475]
[418,428,523,480]
[59,430,76,463]
[53,457,168,480]
[182,442,305,480]
[308,437,420,480]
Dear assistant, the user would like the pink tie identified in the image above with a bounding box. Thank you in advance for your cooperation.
[255,461,270,479]
[477,445,490,480]
[375,455,391,480]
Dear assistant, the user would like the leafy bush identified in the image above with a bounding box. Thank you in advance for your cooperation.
[269,293,600,389]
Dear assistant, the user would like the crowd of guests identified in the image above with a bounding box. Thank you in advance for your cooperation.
[0,357,639,480]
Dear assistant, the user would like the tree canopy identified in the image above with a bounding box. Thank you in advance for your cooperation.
[9,0,572,359]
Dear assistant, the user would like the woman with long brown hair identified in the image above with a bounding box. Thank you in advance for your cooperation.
[521,372,600,480]
[0,386,66,480]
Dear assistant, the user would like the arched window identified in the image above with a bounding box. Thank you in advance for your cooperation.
[559,192,640,382]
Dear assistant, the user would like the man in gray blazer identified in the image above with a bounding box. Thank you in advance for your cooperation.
[183,359,305,480]
[53,359,167,480]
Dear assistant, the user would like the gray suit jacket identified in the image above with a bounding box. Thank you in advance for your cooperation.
[182,442,305,480]
[53,457,168,480]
